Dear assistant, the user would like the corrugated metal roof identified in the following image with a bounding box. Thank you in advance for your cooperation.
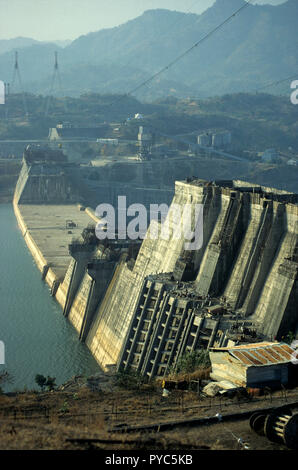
[210,342,296,366]
[231,351,254,365]
[212,342,273,350]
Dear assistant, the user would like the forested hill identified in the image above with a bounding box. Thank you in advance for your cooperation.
[1,92,297,154]
[0,0,296,99]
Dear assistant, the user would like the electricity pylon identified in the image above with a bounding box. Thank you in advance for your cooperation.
[45,51,67,117]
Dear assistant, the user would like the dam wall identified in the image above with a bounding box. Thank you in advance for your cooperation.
[13,148,298,377]
[85,181,207,370]
[13,149,104,315]
[13,200,51,282]
[68,259,117,341]
[85,180,298,372]
[222,199,266,308]
[86,259,135,368]
[84,182,174,214]
[14,159,30,205]
[250,204,298,338]
[55,244,95,313]
[194,189,248,296]
[15,158,78,206]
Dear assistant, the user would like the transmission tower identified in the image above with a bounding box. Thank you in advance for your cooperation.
[45,51,67,117]
[6,51,28,119]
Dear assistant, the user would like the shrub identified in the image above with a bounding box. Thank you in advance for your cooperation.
[0,370,13,394]
[115,368,146,390]
[170,350,211,375]
[35,374,47,391]
[283,331,295,345]
[35,374,56,391]
[45,376,56,391]
[59,401,69,414]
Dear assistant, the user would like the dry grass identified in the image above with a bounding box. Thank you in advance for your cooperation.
[155,367,211,386]
[0,383,296,450]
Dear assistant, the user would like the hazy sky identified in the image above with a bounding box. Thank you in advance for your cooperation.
[0,0,286,41]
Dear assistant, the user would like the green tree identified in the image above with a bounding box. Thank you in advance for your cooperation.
[0,371,13,394]
[35,374,56,391]
[35,374,47,391]
[115,368,146,390]
[45,376,56,391]
[284,331,295,345]
[170,350,211,375]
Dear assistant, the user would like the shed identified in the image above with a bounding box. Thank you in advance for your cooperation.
[287,159,298,166]
[261,148,278,163]
[209,342,297,389]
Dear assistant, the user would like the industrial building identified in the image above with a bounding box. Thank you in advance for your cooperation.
[261,148,279,163]
[209,342,298,388]
[198,130,232,149]
[137,125,152,160]
[212,131,232,148]
[48,123,109,141]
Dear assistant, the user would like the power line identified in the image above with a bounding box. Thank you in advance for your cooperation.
[255,72,298,92]
[252,40,298,93]
[71,0,203,96]
[109,0,254,106]
[168,68,298,100]
[145,122,246,163]
[99,0,208,95]
[102,1,255,160]
[164,68,298,100]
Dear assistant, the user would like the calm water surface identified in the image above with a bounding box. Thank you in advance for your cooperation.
[0,204,101,392]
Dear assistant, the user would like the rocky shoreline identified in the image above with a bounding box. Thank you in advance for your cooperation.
[58,373,116,393]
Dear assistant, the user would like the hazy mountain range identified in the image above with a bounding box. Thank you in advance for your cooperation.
[0,0,296,100]
[0,37,71,55]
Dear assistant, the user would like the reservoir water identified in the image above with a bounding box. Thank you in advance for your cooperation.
[0,204,101,392]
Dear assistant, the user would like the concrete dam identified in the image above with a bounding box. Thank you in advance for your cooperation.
[14,146,298,378]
